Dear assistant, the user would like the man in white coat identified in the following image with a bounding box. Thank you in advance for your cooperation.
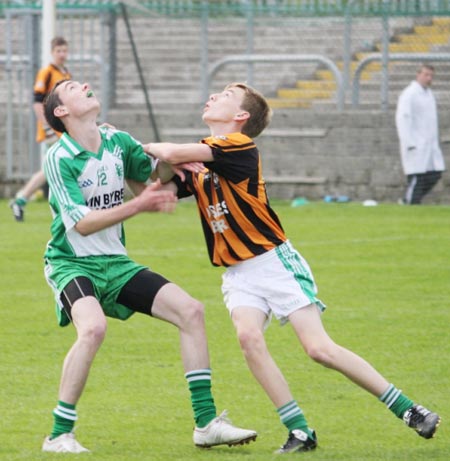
[395,64,445,204]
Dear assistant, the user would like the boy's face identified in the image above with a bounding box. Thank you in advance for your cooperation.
[51,45,69,67]
[55,80,100,119]
[202,86,247,125]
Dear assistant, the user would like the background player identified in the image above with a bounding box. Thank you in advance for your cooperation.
[10,36,71,221]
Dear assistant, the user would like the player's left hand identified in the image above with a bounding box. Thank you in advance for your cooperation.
[173,162,205,181]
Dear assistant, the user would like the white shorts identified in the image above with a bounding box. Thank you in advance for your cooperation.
[221,241,326,326]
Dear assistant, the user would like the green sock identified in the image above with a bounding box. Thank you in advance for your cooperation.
[185,369,216,428]
[277,400,313,438]
[379,383,414,419]
[50,401,77,439]
[15,196,27,207]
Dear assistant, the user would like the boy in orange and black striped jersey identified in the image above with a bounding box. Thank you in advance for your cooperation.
[9,36,71,222]
[146,83,440,453]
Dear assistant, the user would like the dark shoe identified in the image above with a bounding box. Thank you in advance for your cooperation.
[9,200,24,222]
[276,429,317,454]
[403,404,441,439]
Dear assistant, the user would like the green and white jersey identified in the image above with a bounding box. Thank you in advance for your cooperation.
[44,127,154,259]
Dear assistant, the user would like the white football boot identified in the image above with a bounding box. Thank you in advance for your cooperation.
[42,432,90,453]
[193,410,257,448]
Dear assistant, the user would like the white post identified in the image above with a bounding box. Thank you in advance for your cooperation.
[41,0,56,66]
[39,0,56,168]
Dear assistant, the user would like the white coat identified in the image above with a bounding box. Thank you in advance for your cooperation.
[395,80,445,175]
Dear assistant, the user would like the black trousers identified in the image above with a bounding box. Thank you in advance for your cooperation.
[405,171,442,204]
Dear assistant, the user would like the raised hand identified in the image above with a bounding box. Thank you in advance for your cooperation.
[173,162,205,181]
[137,179,177,213]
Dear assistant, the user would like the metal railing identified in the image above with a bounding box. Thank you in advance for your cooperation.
[352,52,450,108]
[206,54,344,111]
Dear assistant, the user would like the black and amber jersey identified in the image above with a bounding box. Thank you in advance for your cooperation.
[34,63,71,142]
[174,132,287,267]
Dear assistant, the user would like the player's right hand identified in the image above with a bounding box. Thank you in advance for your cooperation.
[138,179,177,213]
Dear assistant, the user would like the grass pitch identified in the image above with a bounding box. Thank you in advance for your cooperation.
[0,199,448,460]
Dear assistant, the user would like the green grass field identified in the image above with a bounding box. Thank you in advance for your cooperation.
[1,199,448,460]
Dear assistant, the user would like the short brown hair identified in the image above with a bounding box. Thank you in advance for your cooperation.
[418,63,434,73]
[51,36,68,49]
[225,82,272,138]
[43,79,69,133]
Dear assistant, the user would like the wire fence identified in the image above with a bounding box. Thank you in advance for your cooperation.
[1,1,450,199]
[3,1,450,16]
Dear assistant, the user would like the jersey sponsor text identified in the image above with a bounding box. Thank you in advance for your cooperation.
[86,189,124,209]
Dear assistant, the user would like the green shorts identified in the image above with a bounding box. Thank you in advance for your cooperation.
[44,255,147,326]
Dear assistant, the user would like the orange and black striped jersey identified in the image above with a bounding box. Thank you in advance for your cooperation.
[174,132,287,267]
[34,63,71,142]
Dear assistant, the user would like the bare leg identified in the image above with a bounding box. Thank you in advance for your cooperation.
[231,307,295,408]
[150,283,210,372]
[290,304,389,397]
[58,296,107,404]
[17,169,47,201]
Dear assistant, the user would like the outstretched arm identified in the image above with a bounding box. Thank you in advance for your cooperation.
[143,142,214,164]
[126,178,147,196]
[144,146,206,183]
[151,159,178,183]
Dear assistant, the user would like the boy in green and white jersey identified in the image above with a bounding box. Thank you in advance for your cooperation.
[45,127,151,260]
[40,79,257,453]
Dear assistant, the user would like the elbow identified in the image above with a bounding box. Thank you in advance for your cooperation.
[76,228,90,237]
[159,153,176,164]
[74,222,91,236]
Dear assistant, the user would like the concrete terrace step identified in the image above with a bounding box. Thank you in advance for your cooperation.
[397,33,450,44]
[266,98,312,109]
[106,106,341,131]
[2,15,449,114]
[354,82,449,92]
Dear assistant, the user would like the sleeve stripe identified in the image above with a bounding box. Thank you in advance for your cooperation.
[45,146,85,223]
